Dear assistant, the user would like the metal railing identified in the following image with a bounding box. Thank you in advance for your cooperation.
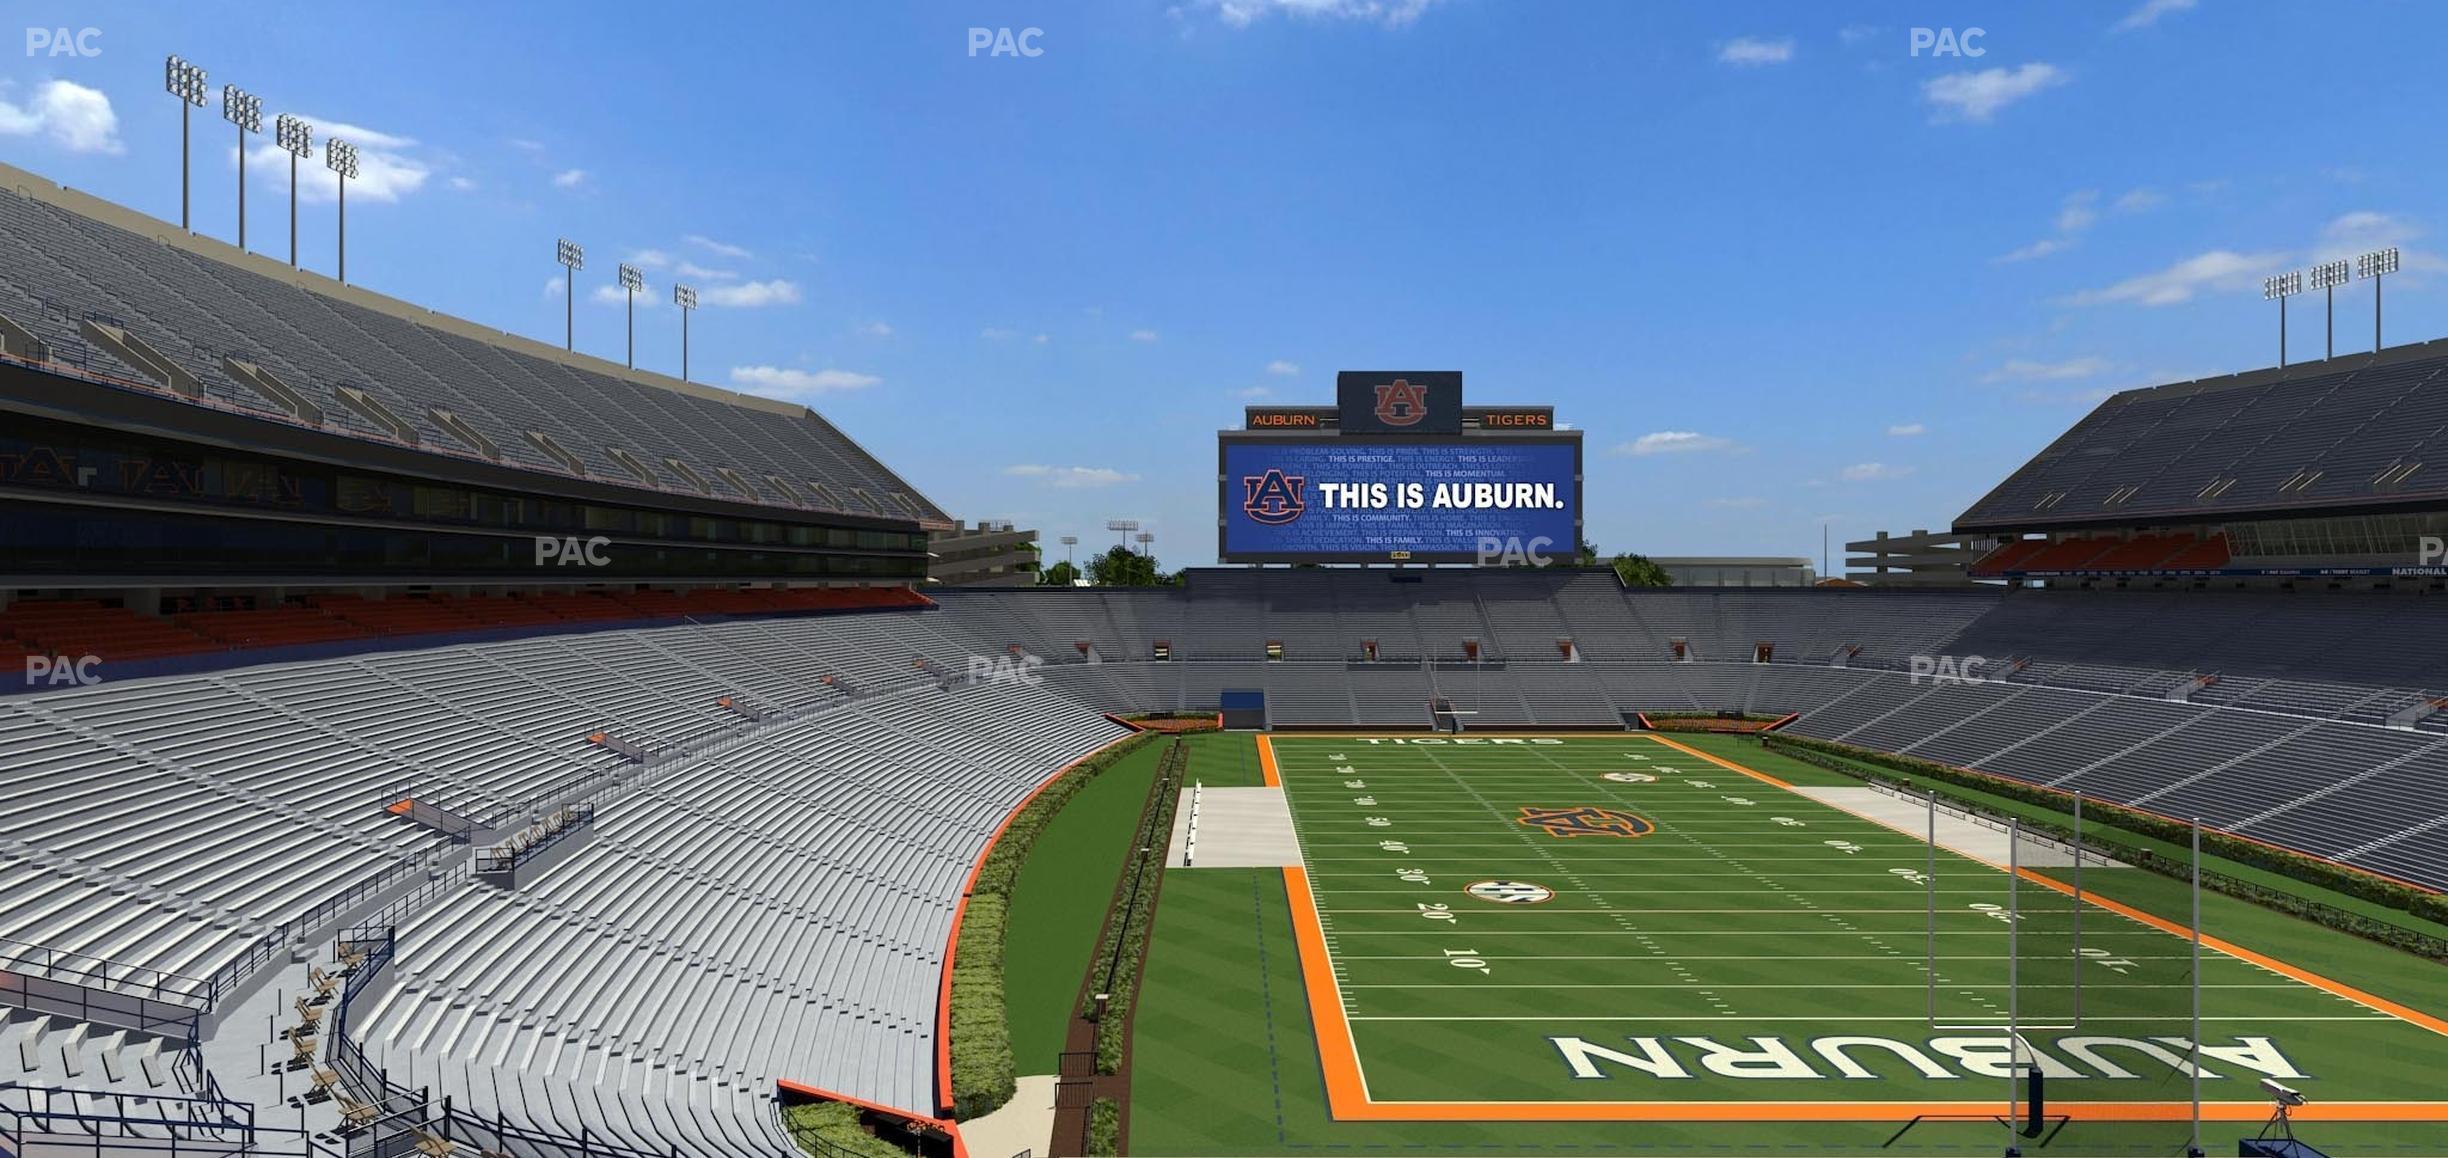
[0,937,212,1021]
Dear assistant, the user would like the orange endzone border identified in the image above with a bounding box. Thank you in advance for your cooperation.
[1263,732,2448,1123]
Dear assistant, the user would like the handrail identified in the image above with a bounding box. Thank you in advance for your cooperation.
[0,936,212,1012]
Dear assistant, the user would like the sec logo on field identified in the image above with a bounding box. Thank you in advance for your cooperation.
[1465,880,1556,904]
[1602,771,1657,783]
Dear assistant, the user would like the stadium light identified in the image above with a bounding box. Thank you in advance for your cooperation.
[2357,247,2400,353]
[672,283,698,381]
[1135,530,1156,558]
[2307,259,2350,360]
[1105,518,1139,550]
[164,56,209,230]
[220,85,262,251]
[618,263,644,368]
[1058,534,1079,568]
[325,139,360,284]
[275,114,312,267]
[2262,270,2303,368]
[556,238,586,351]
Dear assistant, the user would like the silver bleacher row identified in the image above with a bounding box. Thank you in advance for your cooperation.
[0,185,935,521]
[353,679,1124,1154]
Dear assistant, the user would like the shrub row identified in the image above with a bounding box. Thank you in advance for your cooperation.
[779,1100,912,1158]
[948,731,1161,1120]
[1086,1097,1122,1156]
[1083,738,1189,1074]
[1760,732,2448,957]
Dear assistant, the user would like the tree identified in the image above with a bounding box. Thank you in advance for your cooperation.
[1574,538,1602,567]
[1042,560,1081,587]
[1611,552,1673,588]
[1087,544,1162,587]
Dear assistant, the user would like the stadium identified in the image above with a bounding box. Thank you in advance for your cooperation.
[7,16,2448,1158]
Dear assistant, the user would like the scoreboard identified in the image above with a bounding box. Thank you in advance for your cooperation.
[1218,372,1582,564]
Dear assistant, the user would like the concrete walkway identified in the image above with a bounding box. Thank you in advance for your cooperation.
[1166,786,1300,868]
[1788,785,2126,870]
[960,1073,1056,1158]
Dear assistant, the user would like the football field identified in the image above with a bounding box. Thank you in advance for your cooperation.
[1260,732,2448,1150]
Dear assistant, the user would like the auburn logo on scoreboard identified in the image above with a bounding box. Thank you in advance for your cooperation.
[1373,378,1430,427]
[1241,469,1308,525]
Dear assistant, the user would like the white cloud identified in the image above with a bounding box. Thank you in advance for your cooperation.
[674,261,736,281]
[1616,431,1738,457]
[1996,237,2072,263]
[447,175,477,192]
[1922,63,2067,123]
[1717,37,1795,66]
[2113,187,2166,213]
[1837,24,1880,46]
[550,168,588,189]
[1982,356,2116,383]
[1887,423,1927,437]
[1840,462,1914,482]
[243,115,430,204]
[1129,329,1160,342]
[980,327,1018,341]
[508,137,546,153]
[1033,333,1051,344]
[1997,189,2099,263]
[687,234,753,259]
[2313,211,2422,261]
[2063,250,2283,307]
[729,365,879,400]
[590,283,658,308]
[2115,0,2196,32]
[542,275,564,300]
[1266,359,1301,376]
[1235,385,1274,399]
[1707,496,1767,509]
[1204,0,1439,29]
[0,80,123,155]
[858,321,894,337]
[1004,464,1140,488]
[628,249,672,270]
[700,279,801,308]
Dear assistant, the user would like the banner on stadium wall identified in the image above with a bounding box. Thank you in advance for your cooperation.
[1218,437,1581,562]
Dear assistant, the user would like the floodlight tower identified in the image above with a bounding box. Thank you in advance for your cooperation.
[164,56,209,230]
[1135,530,1155,558]
[2263,270,2303,368]
[325,139,359,283]
[673,284,698,380]
[2357,246,2400,352]
[1105,518,1139,550]
[220,85,262,250]
[1058,534,1078,569]
[555,239,585,351]
[618,263,644,368]
[275,115,312,267]
[2307,260,2349,360]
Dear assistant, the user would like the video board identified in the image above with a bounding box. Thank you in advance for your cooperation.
[1218,435,1581,563]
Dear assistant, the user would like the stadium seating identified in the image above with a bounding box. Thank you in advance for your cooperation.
[0,183,941,523]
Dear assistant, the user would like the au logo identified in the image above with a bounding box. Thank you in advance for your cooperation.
[1373,378,1429,427]
[1601,771,1657,784]
[1518,805,1655,840]
[1241,468,1307,525]
[1466,880,1555,904]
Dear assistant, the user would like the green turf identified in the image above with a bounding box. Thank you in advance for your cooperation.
[1001,738,1164,1072]
[1127,733,2448,1155]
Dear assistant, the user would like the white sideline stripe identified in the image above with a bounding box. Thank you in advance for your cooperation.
[1343,982,2304,990]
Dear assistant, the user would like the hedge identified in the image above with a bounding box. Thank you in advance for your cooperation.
[1760,732,2448,957]
[948,731,1161,1120]
[1083,738,1187,1073]
[1087,1097,1122,1156]
[780,1100,913,1158]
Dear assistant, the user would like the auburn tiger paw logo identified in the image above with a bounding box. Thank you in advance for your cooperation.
[1518,805,1655,839]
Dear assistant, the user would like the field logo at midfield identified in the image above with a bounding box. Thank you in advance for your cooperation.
[1518,805,1655,840]
[1466,880,1556,904]
[1241,469,1307,525]
[1601,771,1657,783]
[1374,378,1430,426]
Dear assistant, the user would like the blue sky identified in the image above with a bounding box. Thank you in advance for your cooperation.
[3,0,2441,570]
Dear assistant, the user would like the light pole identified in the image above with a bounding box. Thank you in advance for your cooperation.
[556,239,585,351]
[220,85,261,250]
[2357,247,2400,353]
[1059,535,1078,570]
[325,140,359,283]
[673,284,698,380]
[275,115,312,267]
[164,56,208,230]
[1105,519,1139,551]
[618,263,643,368]
[2263,271,2302,368]
[1135,531,1155,558]
[2307,260,2349,361]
